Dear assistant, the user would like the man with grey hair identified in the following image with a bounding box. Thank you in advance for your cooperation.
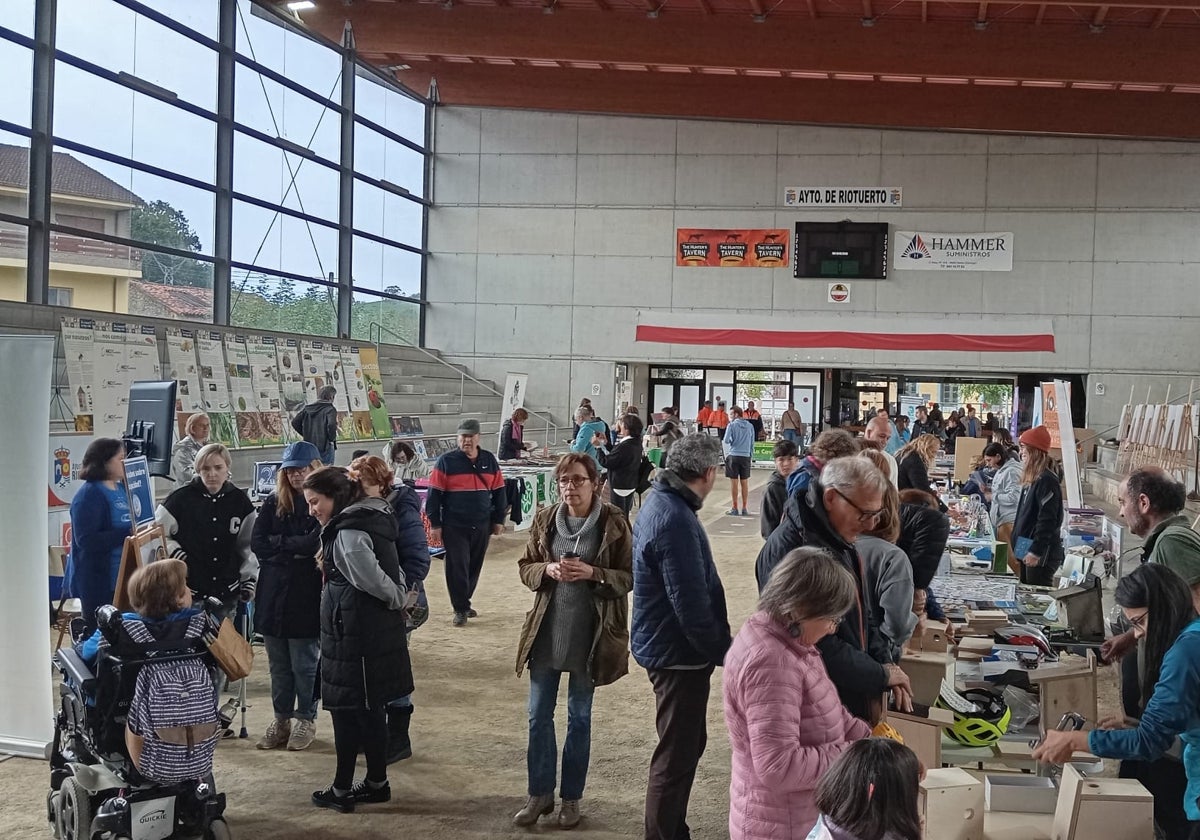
[291,385,339,465]
[632,433,732,840]
[756,456,912,721]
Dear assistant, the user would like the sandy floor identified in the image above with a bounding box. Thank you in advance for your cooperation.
[3,472,1125,840]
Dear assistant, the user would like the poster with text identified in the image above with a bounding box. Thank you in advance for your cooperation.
[60,316,95,423]
[275,338,306,413]
[248,335,285,445]
[344,346,375,440]
[195,331,237,446]
[893,231,1013,272]
[91,321,130,437]
[125,324,160,382]
[675,229,789,268]
[300,340,325,403]
[324,344,357,441]
[358,346,391,438]
[224,334,261,446]
[164,328,204,438]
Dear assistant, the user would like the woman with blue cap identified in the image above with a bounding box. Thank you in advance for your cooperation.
[250,440,324,751]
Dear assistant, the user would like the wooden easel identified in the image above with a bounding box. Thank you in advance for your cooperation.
[112,525,167,612]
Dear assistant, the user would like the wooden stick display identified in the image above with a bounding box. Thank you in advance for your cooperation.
[1116,396,1195,481]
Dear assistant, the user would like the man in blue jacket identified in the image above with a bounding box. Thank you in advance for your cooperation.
[632,433,732,840]
[722,406,756,516]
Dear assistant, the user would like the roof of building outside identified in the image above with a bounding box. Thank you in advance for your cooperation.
[0,144,141,206]
[129,280,212,319]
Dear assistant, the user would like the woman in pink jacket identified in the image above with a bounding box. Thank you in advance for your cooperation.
[724,547,873,839]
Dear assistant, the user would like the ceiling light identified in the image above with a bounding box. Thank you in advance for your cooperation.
[973,19,988,30]
[860,16,875,26]
[286,1,315,10]
[752,12,766,21]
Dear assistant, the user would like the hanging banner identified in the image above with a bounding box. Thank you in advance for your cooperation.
[358,346,392,438]
[344,346,375,440]
[1053,380,1083,509]
[503,373,528,416]
[275,338,306,439]
[0,335,55,757]
[893,231,1014,272]
[60,316,95,430]
[224,334,261,446]
[784,186,903,208]
[92,321,130,437]
[676,229,790,268]
[125,324,160,382]
[164,328,204,423]
[1040,381,1070,451]
[248,336,285,446]
[196,331,237,446]
[325,343,357,441]
[300,340,325,403]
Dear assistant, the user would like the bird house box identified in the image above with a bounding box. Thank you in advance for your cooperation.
[888,703,955,772]
[920,767,984,840]
[1051,762,1152,840]
[1050,575,1105,642]
[900,650,957,707]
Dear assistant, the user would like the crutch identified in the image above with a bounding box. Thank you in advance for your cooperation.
[236,602,252,738]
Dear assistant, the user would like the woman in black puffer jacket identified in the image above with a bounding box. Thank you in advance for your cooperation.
[303,467,413,814]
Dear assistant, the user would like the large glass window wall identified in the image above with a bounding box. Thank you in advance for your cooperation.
[0,0,428,341]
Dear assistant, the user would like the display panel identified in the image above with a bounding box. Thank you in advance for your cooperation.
[793,222,889,280]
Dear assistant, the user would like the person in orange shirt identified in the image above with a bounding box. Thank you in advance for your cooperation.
[710,401,731,441]
[744,401,764,441]
[696,400,714,431]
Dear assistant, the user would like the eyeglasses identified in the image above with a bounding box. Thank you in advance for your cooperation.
[1127,611,1149,630]
[833,488,884,524]
[557,476,591,488]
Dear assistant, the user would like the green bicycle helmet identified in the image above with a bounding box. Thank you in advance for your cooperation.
[936,688,1012,747]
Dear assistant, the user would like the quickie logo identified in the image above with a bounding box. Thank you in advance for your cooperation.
[901,234,931,260]
[139,809,168,825]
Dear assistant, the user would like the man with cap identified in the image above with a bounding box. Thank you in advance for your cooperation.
[425,418,508,626]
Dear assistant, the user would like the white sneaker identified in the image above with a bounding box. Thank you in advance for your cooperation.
[288,719,317,751]
[256,718,291,750]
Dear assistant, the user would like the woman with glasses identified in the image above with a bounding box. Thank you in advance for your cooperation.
[1033,563,1200,840]
[894,434,940,494]
[724,547,873,840]
[756,456,913,724]
[513,453,633,829]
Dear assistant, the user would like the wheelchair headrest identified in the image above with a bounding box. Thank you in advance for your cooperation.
[97,605,123,644]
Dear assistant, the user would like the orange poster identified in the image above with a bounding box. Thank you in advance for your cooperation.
[676,229,789,268]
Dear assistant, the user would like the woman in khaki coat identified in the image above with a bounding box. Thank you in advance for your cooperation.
[513,453,633,830]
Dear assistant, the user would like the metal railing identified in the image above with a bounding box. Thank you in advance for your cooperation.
[368,321,559,451]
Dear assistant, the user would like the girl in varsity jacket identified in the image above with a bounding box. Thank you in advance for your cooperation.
[155,443,258,605]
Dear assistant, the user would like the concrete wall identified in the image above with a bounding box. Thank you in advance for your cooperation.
[425,106,1200,432]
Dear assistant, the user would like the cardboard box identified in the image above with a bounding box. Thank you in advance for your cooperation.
[920,767,984,840]
[985,774,1058,814]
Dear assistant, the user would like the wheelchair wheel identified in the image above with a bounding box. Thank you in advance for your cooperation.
[56,778,92,840]
[204,818,232,840]
[47,790,62,839]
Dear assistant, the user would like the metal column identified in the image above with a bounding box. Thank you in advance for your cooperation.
[336,22,355,339]
[212,0,236,326]
[27,0,57,306]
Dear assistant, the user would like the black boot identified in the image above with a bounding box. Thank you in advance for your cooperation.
[386,704,413,764]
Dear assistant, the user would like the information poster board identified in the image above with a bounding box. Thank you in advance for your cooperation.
[60,317,96,428]
[358,346,391,438]
[164,328,204,437]
[344,346,374,440]
[91,321,130,437]
[324,343,356,442]
[224,334,260,445]
[196,331,237,446]
[276,338,305,437]
[122,456,156,528]
[248,335,285,446]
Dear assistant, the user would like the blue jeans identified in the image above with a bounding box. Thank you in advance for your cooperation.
[527,666,595,800]
[263,636,319,721]
[782,429,798,444]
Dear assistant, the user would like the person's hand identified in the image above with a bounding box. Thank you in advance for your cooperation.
[556,557,589,582]
[545,562,564,582]
[238,581,256,603]
[429,527,442,542]
[591,432,606,447]
[1101,630,1136,663]
[1031,730,1087,764]
[890,684,914,713]
[491,523,504,537]
[1097,714,1137,731]
[1025,552,1042,568]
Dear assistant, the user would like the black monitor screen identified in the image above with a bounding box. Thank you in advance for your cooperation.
[794,222,888,280]
[125,380,178,478]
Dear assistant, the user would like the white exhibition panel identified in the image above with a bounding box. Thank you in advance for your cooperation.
[0,335,55,758]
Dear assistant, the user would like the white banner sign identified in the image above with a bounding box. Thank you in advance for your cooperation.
[893,231,1013,272]
[503,373,528,417]
[784,186,902,208]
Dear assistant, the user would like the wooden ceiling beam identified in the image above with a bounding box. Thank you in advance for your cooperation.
[393,60,1200,139]
[306,4,1200,87]
[1092,5,1110,23]
[1151,6,1171,24]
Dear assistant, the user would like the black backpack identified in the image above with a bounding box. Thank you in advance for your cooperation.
[636,456,654,494]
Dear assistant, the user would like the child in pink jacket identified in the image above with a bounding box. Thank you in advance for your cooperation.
[724,548,873,839]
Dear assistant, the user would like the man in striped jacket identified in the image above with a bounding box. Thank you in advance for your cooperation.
[425,418,507,627]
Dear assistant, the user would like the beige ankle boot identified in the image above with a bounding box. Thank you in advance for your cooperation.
[513,794,555,827]
[558,799,581,829]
